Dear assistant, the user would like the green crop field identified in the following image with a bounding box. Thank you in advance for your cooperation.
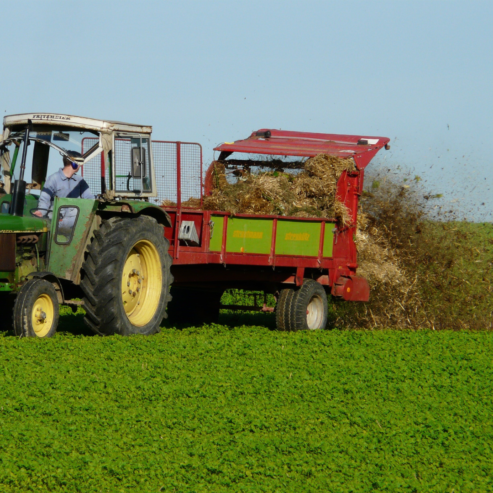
[1,222,491,492]
[1,308,493,492]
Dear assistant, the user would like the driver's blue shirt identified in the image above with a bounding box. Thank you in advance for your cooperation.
[38,169,94,212]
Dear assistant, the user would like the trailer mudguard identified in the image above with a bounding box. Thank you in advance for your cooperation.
[332,275,370,302]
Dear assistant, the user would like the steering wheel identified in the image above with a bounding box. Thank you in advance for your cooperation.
[30,208,51,218]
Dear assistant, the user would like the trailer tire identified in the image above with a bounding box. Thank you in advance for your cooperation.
[80,216,173,336]
[166,288,223,326]
[13,279,59,338]
[290,279,328,331]
[275,288,295,331]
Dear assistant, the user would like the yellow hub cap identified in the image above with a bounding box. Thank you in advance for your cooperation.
[31,294,55,337]
[121,240,162,327]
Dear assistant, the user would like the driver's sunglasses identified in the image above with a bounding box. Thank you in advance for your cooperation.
[66,159,79,170]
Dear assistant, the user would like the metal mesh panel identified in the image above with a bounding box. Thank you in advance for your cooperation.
[82,138,202,206]
[180,143,202,204]
[151,141,202,206]
[81,137,107,196]
[151,142,177,205]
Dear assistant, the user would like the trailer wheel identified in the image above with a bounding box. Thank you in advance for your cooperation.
[275,288,295,331]
[288,279,328,331]
[81,216,173,336]
[13,279,59,338]
[166,288,223,326]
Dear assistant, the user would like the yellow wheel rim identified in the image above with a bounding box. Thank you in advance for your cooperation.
[31,294,55,338]
[121,239,162,327]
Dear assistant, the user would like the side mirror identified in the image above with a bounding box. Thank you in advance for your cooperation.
[131,147,146,178]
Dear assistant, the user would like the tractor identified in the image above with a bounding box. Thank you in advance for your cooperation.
[0,113,173,337]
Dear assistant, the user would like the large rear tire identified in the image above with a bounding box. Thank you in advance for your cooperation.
[80,216,173,336]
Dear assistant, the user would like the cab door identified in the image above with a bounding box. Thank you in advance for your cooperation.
[48,197,98,281]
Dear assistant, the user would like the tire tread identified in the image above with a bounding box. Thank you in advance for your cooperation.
[80,216,172,336]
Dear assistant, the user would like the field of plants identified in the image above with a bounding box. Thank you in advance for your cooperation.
[1,306,493,492]
[1,217,491,492]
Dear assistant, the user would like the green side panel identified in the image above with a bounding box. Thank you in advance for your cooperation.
[209,215,335,257]
[0,211,48,233]
[209,215,224,252]
[275,221,321,256]
[226,218,272,254]
[323,225,336,258]
[49,197,98,280]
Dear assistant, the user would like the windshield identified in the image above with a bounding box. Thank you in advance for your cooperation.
[1,127,100,191]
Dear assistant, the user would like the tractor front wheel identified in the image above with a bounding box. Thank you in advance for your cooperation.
[13,279,59,338]
[81,216,173,336]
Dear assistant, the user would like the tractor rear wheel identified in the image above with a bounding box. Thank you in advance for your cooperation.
[13,279,59,338]
[80,216,173,336]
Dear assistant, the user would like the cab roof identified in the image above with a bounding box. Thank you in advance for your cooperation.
[3,113,152,134]
[214,129,390,169]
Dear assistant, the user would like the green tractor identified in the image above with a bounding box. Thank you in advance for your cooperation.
[0,113,173,337]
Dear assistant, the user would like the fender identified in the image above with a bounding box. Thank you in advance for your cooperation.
[332,275,370,302]
[137,206,172,228]
[27,271,64,303]
[99,201,172,228]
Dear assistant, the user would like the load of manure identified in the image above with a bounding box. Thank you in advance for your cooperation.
[202,154,354,225]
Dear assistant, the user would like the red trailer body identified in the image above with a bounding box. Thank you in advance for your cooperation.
[157,129,390,304]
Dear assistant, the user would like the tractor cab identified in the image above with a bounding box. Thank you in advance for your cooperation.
[0,113,158,218]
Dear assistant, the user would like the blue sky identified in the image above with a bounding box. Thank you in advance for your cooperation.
[2,0,491,220]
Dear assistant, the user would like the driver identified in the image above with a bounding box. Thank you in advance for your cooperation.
[34,151,94,231]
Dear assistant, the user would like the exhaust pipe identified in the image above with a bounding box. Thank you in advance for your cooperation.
[11,179,26,217]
